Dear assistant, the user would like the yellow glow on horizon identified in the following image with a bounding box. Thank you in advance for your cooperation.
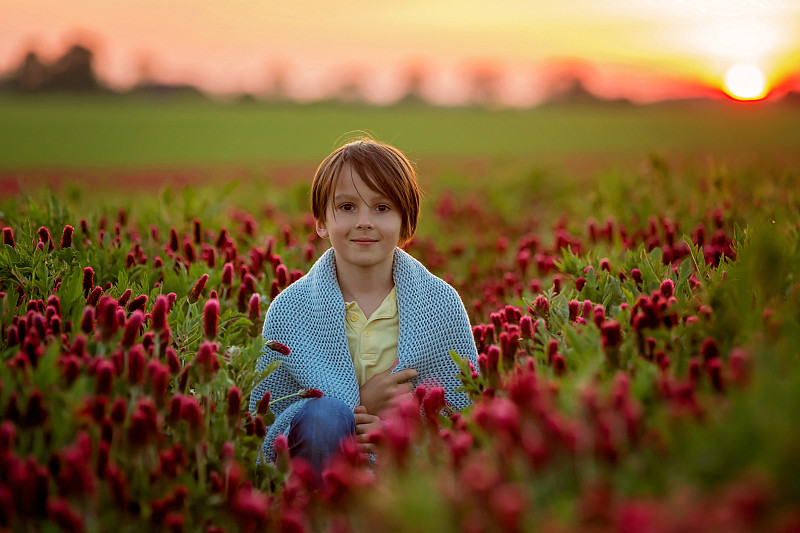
[1,0,799,100]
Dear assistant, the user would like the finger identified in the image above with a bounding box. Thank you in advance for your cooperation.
[393,382,414,395]
[354,405,367,414]
[393,368,419,383]
[391,357,399,370]
[355,413,378,425]
[356,442,375,454]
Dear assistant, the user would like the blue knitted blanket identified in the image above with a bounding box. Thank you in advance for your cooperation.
[250,247,479,462]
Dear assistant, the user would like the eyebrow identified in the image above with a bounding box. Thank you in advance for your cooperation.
[333,193,391,204]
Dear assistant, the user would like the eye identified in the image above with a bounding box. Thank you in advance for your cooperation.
[375,204,391,212]
[338,203,355,211]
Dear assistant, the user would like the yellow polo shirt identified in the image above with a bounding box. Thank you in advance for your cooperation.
[344,287,399,386]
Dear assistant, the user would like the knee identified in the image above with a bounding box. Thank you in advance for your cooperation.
[289,397,355,447]
[300,397,355,431]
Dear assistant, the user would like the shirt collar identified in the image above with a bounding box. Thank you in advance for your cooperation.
[344,286,397,319]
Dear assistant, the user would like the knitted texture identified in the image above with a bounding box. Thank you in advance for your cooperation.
[250,247,479,462]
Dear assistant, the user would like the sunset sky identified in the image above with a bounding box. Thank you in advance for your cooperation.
[2,0,799,104]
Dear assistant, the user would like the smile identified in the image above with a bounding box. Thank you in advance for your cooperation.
[351,239,378,245]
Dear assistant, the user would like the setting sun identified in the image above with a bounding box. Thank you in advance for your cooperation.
[724,63,768,100]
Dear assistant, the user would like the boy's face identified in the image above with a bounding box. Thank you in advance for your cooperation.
[315,163,402,274]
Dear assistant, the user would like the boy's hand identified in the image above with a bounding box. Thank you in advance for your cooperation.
[358,359,418,415]
[354,406,381,454]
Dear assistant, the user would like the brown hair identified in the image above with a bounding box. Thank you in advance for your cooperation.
[311,138,421,245]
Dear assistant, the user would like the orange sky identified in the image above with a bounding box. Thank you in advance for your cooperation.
[2,0,799,104]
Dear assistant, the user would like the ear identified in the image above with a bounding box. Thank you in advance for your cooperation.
[315,219,329,239]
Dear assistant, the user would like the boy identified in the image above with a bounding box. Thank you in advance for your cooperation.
[250,138,478,475]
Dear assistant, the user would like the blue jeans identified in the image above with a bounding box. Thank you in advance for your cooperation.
[288,397,356,478]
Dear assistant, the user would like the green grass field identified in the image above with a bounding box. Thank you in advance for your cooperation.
[1,95,799,170]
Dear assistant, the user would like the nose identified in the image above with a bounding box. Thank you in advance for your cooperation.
[356,209,373,230]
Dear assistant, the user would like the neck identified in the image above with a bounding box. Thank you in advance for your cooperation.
[334,251,395,305]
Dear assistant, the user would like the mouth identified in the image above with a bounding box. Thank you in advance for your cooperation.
[351,238,378,245]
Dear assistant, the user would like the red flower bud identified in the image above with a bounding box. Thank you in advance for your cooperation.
[256,391,271,415]
[568,300,580,321]
[706,358,724,392]
[265,340,290,355]
[504,305,520,325]
[151,295,169,331]
[80,306,95,334]
[192,218,202,244]
[593,304,605,328]
[660,279,675,298]
[164,512,184,533]
[47,497,85,533]
[248,293,261,325]
[221,262,234,287]
[195,341,220,377]
[701,338,719,361]
[96,296,119,341]
[169,228,180,252]
[276,264,288,288]
[7,325,19,346]
[244,273,257,295]
[270,280,280,300]
[553,353,567,376]
[631,268,643,284]
[183,239,196,263]
[166,347,181,374]
[533,295,549,319]
[421,387,446,424]
[2,227,15,248]
[413,385,428,405]
[0,420,16,452]
[38,226,54,251]
[23,390,48,427]
[110,397,127,425]
[519,315,534,339]
[274,434,289,456]
[575,277,587,291]
[58,225,74,249]
[95,360,115,396]
[188,274,209,303]
[121,311,144,347]
[254,415,267,438]
[216,228,228,248]
[180,396,204,429]
[203,299,219,340]
[486,345,501,374]
[129,294,148,312]
[128,404,156,448]
[82,267,94,296]
[235,284,247,313]
[227,387,242,419]
[124,345,144,384]
[115,306,126,327]
[32,313,46,338]
[86,286,103,307]
[117,289,132,307]
[149,361,169,402]
[547,339,559,363]
[601,320,622,349]
[299,388,323,399]
[554,275,564,294]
